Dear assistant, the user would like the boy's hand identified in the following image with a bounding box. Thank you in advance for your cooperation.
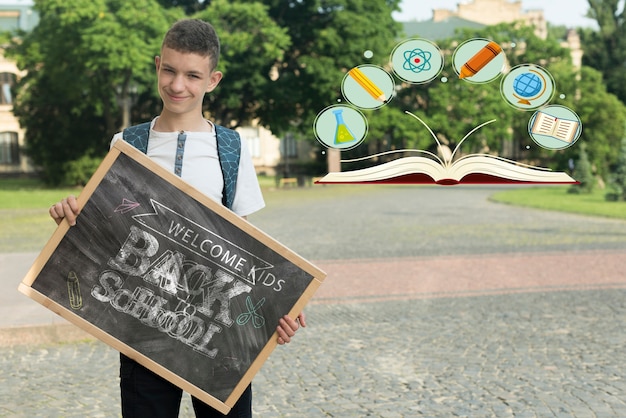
[49,195,80,226]
[276,312,306,345]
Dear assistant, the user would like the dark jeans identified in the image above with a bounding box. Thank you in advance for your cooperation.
[120,354,252,418]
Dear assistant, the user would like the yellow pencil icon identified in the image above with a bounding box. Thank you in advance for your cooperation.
[348,67,387,102]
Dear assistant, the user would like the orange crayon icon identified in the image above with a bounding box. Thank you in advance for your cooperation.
[459,41,502,79]
[348,66,387,102]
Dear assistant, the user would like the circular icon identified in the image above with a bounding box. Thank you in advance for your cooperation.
[390,38,444,84]
[501,64,555,110]
[452,38,505,83]
[528,105,582,150]
[313,105,368,150]
[515,73,543,96]
[341,65,395,109]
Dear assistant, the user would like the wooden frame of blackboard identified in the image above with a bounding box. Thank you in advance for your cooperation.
[18,139,326,414]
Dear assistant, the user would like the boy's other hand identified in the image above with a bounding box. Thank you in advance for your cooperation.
[49,195,80,226]
[276,312,306,345]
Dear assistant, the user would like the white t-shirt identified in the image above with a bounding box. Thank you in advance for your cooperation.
[111,118,265,217]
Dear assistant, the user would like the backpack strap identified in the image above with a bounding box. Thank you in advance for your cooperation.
[122,122,151,154]
[122,122,241,210]
[214,125,241,210]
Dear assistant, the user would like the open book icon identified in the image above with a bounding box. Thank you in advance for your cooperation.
[530,110,580,144]
[316,112,578,185]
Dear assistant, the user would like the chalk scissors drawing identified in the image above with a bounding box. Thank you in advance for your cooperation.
[236,296,266,329]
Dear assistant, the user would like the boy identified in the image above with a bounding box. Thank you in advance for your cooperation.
[50,18,304,417]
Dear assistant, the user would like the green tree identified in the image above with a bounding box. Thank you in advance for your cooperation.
[550,63,626,180]
[177,1,404,167]
[236,0,402,135]
[193,0,291,127]
[157,0,209,14]
[7,0,290,185]
[354,106,423,163]
[390,20,626,181]
[7,0,177,184]
[395,23,571,164]
[581,0,626,105]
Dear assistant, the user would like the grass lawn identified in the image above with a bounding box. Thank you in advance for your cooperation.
[0,179,82,252]
[489,185,626,220]
[0,178,81,209]
[2,179,625,253]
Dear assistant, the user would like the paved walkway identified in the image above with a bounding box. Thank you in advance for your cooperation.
[2,186,626,417]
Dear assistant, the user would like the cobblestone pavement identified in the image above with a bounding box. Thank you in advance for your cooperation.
[2,186,626,417]
[2,290,626,417]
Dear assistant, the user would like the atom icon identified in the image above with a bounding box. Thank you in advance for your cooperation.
[391,38,444,83]
[403,48,432,73]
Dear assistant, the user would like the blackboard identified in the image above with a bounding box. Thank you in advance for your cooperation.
[18,140,326,414]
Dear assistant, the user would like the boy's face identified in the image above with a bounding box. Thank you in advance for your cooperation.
[155,46,222,118]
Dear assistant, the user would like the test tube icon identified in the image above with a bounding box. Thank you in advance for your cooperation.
[333,109,356,144]
[67,271,83,310]
[459,41,503,79]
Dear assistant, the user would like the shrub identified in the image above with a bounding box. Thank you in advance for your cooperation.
[605,133,626,201]
[568,142,594,194]
[63,154,103,187]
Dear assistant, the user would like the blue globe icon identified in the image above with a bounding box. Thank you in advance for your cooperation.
[513,72,542,97]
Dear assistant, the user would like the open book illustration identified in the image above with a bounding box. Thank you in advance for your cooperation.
[316,111,578,185]
[530,110,580,144]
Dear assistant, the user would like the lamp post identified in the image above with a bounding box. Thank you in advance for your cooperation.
[116,82,138,130]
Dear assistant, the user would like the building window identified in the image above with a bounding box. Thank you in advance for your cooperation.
[0,72,16,105]
[0,132,20,165]
[281,133,298,158]
[238,127,261,158]
[0,10,20,32]
[247,135,261,158]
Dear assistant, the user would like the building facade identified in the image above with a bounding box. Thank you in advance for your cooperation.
[401,0,581,68]
[432,0,547,39]
[0,0,37,175]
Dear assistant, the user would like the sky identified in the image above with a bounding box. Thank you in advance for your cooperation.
[393,0,600,28]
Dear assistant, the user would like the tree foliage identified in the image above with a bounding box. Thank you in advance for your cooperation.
[576,0,626,183]
[7,0,176,184]
[581,0,626,104]
[193,0,291,127]
[7,0,402,184]
[235,0,402,135]
[382,20,626,179]
[157,0,209,14]
[558,64,626,178]
[384,23,573,166]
